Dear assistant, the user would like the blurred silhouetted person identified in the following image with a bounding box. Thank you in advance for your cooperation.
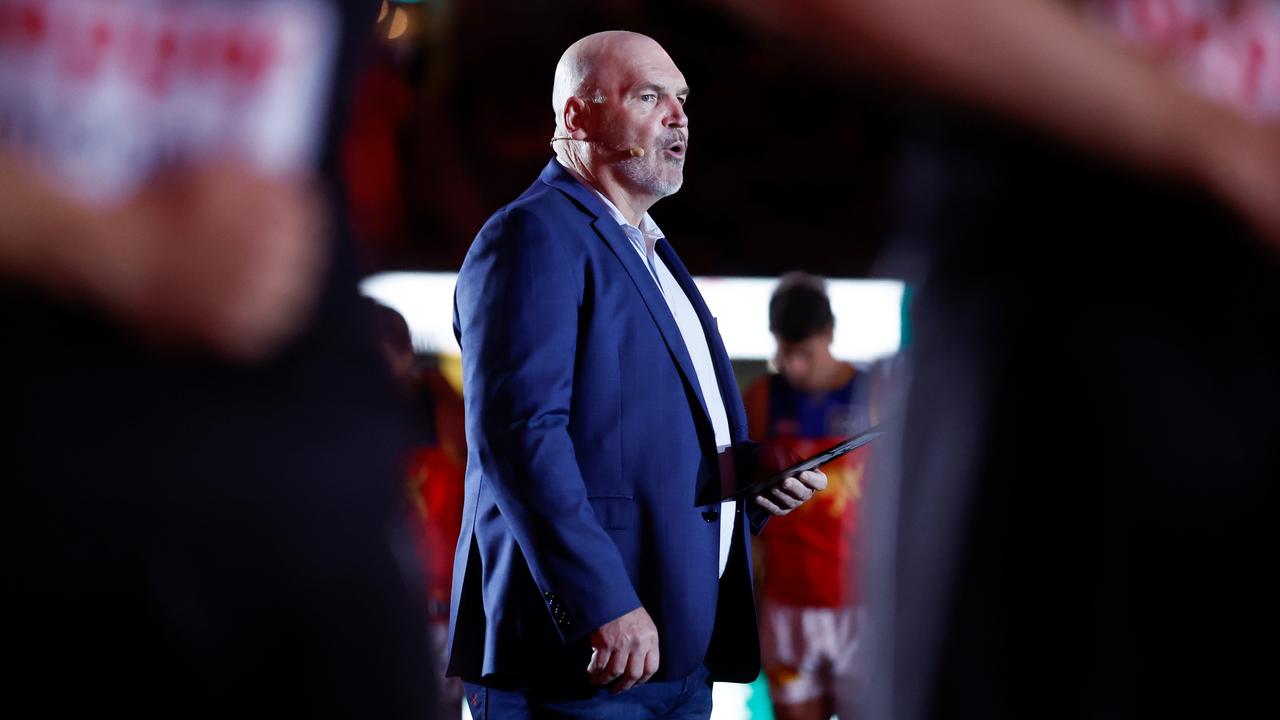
[716,0,1280,718]
[744,273,878,720]
[0,1,435,715]
[371,300,467,720]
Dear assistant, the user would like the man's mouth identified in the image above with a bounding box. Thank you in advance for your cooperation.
[664,141,686,158]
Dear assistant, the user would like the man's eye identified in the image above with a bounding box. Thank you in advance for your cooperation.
[640,94,657,102]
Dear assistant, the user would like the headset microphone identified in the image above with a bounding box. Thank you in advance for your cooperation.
[549,137,645,158]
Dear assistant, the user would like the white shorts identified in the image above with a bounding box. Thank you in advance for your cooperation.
[759,601,869,711]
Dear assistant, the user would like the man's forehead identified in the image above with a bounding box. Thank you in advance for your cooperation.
[597,41,686,90]
[614,61,687,93]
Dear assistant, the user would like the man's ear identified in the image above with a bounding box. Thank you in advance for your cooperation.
[562,96,590,141]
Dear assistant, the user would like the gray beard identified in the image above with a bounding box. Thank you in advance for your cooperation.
[618,153,684,198]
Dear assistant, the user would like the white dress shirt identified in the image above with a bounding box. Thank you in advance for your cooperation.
[558,159,738,577]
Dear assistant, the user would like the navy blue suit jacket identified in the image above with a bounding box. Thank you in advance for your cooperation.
[448,160,763,687]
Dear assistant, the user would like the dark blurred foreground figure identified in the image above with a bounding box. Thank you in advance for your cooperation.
[716,0,1280,718]
[0,0,434,715]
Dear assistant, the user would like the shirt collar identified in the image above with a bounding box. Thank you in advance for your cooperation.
[555,157,666,246]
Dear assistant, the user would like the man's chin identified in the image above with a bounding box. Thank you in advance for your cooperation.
[653,176,683,197]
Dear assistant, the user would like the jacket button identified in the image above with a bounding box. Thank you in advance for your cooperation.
[702,509,719,522]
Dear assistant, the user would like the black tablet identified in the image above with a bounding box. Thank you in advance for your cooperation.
[726,425,885,501]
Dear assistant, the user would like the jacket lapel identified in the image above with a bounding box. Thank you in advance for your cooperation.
[539,161,711,424]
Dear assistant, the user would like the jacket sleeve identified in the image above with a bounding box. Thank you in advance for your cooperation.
[453,207,642,643]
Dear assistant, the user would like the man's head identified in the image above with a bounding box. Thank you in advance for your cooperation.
[551,31,689,209]
[769,272,839,392]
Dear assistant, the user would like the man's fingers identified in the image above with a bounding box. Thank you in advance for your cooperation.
[604,649,630,685]
[639,647,660,685]
[767,478,811,509]
[610,649,648,694]
[754,471,831,515]
[753,470,829,517]
[586,606,660,688]
[798,469,827,492]
[780,477,814,502]
[768,489,800,510]
[589,647,629,686]
[586,647,614,681]
[754,493,788,516]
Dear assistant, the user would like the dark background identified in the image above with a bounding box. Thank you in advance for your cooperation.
[344,0,903,280]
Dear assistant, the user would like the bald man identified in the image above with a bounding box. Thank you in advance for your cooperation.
[448,31,827,718]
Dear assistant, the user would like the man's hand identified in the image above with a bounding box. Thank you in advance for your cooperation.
[2,154,326,362]
[85,163,327,362]
[586,606,660,693]
[1192,114,1280,256]
[751,443,828,517]
[754,469,828,516]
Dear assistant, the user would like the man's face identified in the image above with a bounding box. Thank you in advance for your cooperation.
[593,40,689,199]
[774,331,834,392]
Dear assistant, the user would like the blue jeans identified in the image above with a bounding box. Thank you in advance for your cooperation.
[463,666,713,720]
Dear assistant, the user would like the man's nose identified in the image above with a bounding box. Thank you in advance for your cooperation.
[665,99,687,128]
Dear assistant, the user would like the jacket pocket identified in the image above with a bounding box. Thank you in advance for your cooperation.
[587,496,634,530]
